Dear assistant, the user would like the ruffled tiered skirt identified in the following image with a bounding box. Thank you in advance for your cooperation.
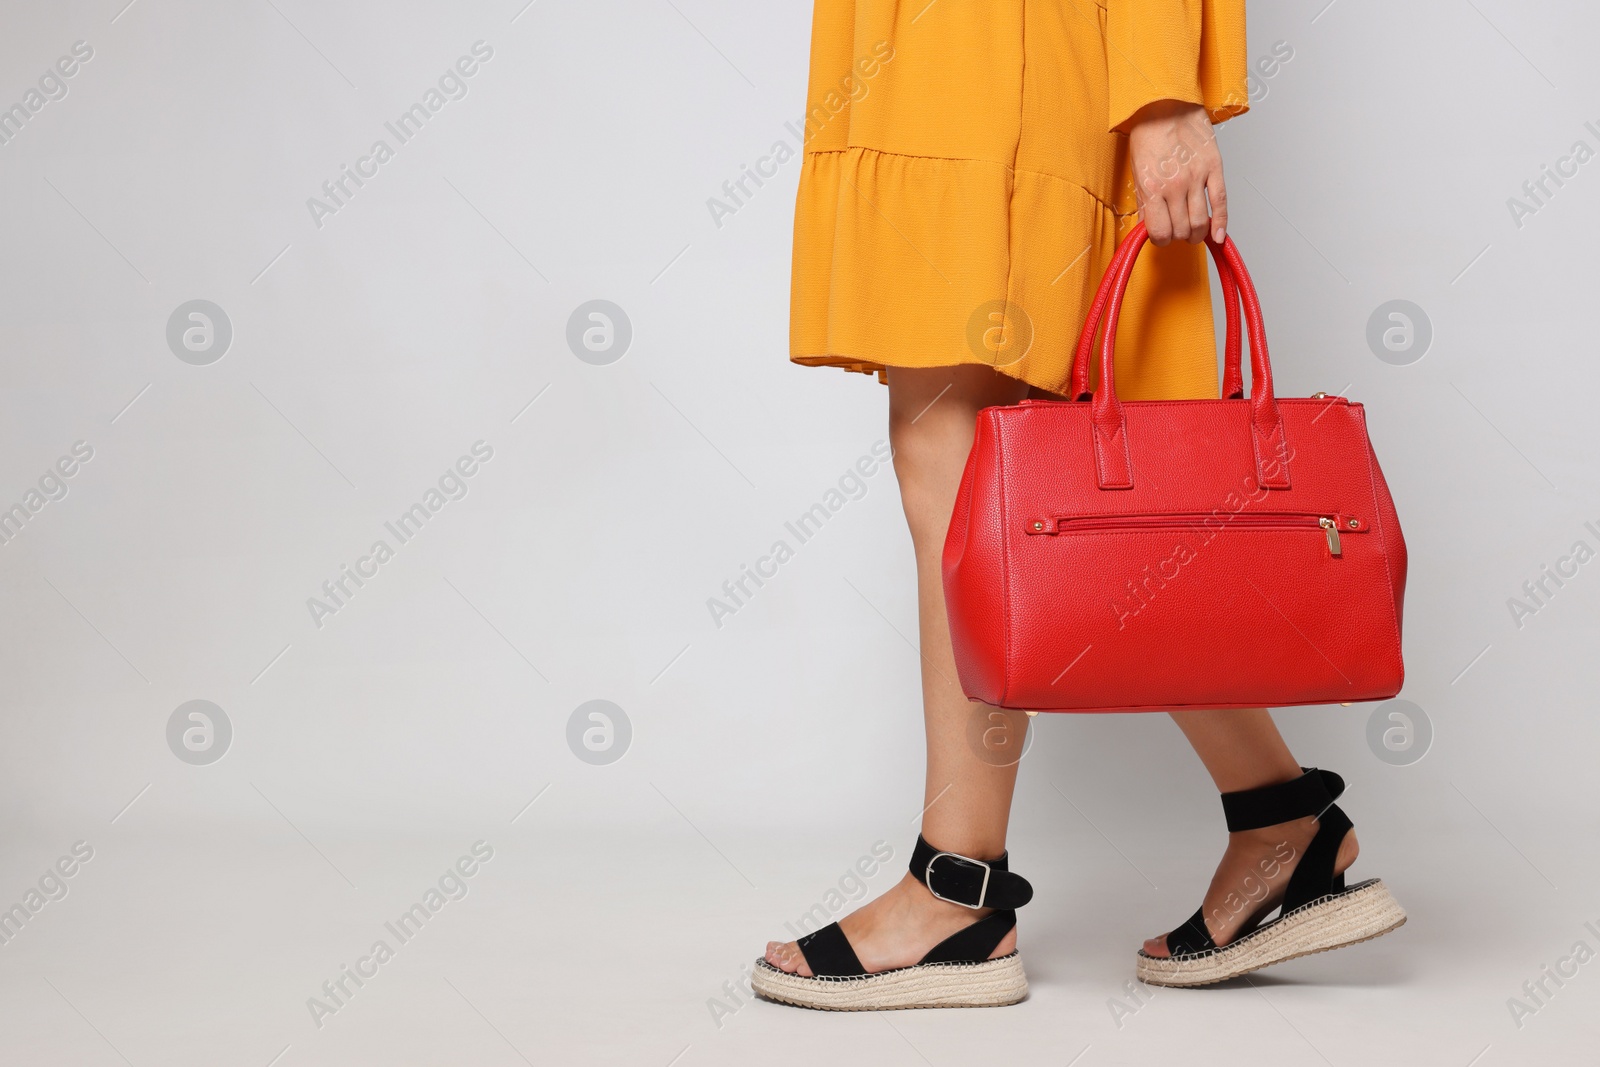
[790,0,1248,399]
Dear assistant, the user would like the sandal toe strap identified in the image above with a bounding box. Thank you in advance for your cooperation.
[795,922,866,977]
[796,911,1021,975]
[1164,906,1218,958]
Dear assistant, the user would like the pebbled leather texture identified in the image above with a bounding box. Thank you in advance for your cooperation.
[943,225,1407,713]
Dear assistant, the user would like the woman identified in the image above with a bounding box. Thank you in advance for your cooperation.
[754,1,1390,1009]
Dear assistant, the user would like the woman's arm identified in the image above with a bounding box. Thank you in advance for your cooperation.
[1127,99,1227,247]
[1102,0,1246,247]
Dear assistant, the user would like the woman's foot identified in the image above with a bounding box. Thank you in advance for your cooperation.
[754,837,1033,1010]
[765,872,1017,976]
[1138,768,1406,986]
[1142,818,1359,958]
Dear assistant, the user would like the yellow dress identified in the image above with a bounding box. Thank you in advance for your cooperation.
[790,0,1249,399]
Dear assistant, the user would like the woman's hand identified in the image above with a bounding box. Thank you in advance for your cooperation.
[1126,100,1226,246]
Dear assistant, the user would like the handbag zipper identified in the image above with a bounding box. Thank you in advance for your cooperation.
[1026,511,1364,558]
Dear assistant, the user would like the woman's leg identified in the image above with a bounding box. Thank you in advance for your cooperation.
[765,364,1032,976]
[1142,708,1360,956]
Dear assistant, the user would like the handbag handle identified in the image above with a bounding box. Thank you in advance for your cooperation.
[1086,222,1291,491]
[1069,231,1246,402]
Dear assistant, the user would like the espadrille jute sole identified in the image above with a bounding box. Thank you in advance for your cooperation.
[751,952,1027,1010]
[1136,878,1406,988]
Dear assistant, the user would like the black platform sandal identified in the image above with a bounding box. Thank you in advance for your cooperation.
[751,835,1033,1010]
[1137,768,1406,988]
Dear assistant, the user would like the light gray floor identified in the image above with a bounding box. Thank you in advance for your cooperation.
[3,770,1595,1067]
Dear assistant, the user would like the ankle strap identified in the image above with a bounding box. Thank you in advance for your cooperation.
[1221,768,1345,832]
[910,835,1033,910]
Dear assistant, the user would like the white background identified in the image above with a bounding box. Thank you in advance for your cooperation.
[0,1,1596,1064]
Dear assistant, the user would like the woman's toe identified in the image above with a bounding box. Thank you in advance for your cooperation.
[765,940,811,975]
[1142,934,1171,958]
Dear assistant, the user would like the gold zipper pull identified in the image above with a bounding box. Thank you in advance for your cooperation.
[1319,516,1342,556]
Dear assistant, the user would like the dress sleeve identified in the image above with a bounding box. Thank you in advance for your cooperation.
[1104,0,1249,134]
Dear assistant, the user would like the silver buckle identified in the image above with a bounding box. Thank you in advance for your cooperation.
[925,852,990,909]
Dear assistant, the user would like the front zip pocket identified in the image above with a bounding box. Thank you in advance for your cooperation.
[1024,511,1367,558]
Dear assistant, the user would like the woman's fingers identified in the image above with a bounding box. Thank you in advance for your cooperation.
[1143,192,1175,246]
[1168,188,1192,243]
[1186,181,1210,244]
[1206,166,1228,243]
[1126,101,1228,247]
[1143,176,1213,246]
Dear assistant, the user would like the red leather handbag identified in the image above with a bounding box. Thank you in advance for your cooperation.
[943,224,1406,712]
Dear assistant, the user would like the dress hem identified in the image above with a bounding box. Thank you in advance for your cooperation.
[789,145,1219,399]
